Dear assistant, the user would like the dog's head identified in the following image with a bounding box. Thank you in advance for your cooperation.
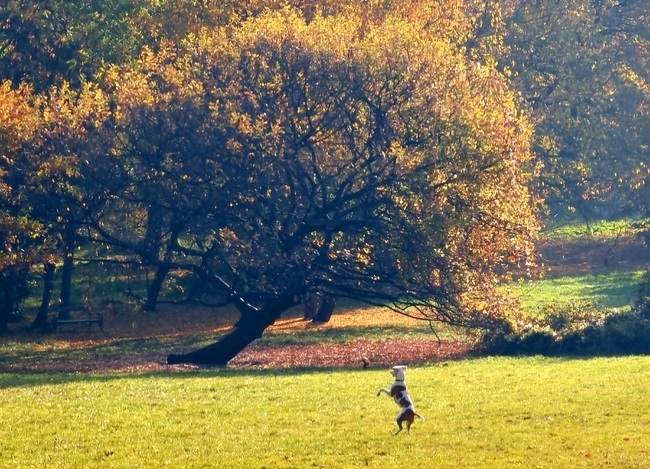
[390,365,407,381]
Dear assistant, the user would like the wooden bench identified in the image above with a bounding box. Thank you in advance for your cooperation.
[51,305,104,332]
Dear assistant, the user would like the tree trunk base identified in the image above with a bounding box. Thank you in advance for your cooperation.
[313,295,336,323]
[166,294,302,366]
[303,292,321,320]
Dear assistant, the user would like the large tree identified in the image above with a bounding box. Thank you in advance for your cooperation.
[76,7,539,365]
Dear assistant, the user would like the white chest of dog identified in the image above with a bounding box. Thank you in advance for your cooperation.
[377,365,424,435]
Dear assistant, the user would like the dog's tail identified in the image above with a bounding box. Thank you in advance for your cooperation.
[415,413,425,421]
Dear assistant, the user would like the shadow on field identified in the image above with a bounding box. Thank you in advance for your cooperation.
[0,362,392,389]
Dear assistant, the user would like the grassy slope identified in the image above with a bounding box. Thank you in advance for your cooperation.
[2,357,650,468]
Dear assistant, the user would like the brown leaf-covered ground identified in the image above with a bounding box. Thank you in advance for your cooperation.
[228,338,471,370]
[2,307,471,373]
[1,338,471,374]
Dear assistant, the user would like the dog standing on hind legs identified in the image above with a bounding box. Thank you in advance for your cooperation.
[377,365,425,435]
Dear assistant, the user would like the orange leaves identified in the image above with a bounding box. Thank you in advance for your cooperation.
[0,82,39,151]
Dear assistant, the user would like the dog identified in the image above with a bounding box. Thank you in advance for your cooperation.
[377,365,424,435]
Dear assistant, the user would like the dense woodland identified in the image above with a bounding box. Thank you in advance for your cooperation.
[0,0,648,364]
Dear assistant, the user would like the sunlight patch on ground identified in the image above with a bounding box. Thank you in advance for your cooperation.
[267,307,419,334]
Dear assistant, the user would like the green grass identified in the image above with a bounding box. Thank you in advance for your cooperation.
[513,270,645,314]
[542,218,645,239]
[1,357,650,468]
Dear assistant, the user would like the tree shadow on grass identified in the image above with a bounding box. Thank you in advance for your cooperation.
[571,272,642,310]
[0,360,394,389]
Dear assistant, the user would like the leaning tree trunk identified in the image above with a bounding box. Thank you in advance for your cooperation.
[167,293,300,366]
[31,262,56,330]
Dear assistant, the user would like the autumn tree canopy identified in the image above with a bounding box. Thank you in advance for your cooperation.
[47,6,539,364]
[2,0,648,360]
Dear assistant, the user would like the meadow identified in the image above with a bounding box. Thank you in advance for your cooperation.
[1,357,650,468]
[1,219,650,468]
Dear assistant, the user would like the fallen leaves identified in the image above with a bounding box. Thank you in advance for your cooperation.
[2,307,471,374]
[1,338,470,374]
[228,338,470,370]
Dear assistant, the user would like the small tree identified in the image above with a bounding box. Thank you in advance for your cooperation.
[633,270,650,318]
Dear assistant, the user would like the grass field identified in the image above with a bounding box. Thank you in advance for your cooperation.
[2,356,650,468]
[514,270,645,313]
[515,219,647,315]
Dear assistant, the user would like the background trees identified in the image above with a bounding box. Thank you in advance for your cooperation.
[0,83,49,332]
[502,0,650,220]
[0,0,243,324]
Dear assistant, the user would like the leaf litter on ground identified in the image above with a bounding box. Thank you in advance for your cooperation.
[1,306,469,373]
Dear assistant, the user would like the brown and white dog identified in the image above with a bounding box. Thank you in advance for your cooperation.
[377,365,424,435]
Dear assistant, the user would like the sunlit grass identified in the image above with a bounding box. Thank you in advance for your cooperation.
[543,217,645,239]
[512,269,645,314]
[1,357,649,468]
